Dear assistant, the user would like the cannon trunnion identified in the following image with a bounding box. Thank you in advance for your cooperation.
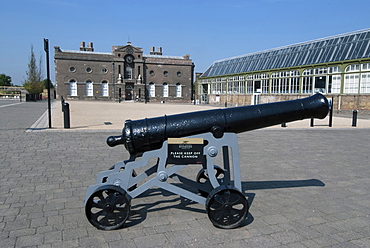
[85,94,329,230]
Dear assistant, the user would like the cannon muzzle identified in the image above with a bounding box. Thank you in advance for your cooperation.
[108,94,329,155]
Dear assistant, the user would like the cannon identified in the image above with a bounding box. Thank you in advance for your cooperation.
[85,94,329,230]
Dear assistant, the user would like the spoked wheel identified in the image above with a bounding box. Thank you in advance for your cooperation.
[196,165,225,196]
[85,185,131,230]
[196,165,225,183]
[206,185,248,229]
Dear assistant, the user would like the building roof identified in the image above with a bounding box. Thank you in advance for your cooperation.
[59,49,113,55]
[201,28,370,78]
[143,54,187,60]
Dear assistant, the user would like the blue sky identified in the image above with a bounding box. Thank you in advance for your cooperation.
[1,0,370,85]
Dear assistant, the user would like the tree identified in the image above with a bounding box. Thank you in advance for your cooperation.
[23,45,44,95]
[43,79,54,89]
[0,74,12,86]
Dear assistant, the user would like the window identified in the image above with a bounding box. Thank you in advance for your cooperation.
[271,78,279,93]
[176,83,182,97]
[177,71,182,77]
[69,79,77,96]
[314,67,327,74]
[329,66,341,74]
[86,80,93,96]
[212,82,221,94]
[102,68,108,74]
[149,83,155,97]
[331,75,341,93]
[102,81,108,96]
[303,69,313,76]
[362,63,370,71]
[163,83,168,97]
[345,64,360,72]
[163,71,168,77]
[69,66,76,72]
[261,79,269,93]
[291,77,300,93]
[360,73,370,93]
[280,78,289,93]
[246,81,253,94]
[344,74,359,93]
[86,67,92,73]
[150,70,155,76]
[302,77,313,94]
[125,67,132,79]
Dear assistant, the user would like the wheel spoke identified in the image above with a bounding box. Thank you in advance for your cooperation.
[91,201,104,209]
[95,191,106,204]
[223,190,231,203]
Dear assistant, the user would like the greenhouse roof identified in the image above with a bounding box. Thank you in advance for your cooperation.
[201,28,370,78]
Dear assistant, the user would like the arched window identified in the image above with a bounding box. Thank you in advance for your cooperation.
[69,79,77,96]
[176,83,182,97]
[345,64,360,72]
[149,83,155,97]
[102,80,108,96]
[86,80,93,96]
[163,83,168,97]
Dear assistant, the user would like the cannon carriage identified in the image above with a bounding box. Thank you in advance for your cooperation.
[85,94,329,230]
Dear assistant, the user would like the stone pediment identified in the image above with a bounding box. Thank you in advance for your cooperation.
[112,44,143,54]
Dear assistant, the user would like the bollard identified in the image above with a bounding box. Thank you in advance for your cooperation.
[328,99,333,127]
[352,110,358,127]
[63,102,70,128]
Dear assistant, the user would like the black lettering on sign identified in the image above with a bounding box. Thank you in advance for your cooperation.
[167,138,204,164]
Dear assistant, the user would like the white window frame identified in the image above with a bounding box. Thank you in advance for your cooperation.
[86,80,93,96]
[69,80,77,96]
[149,83,155,97]
[102,81,109,96]
[344,74,359,93]
[176,83,182,97]
[302,77,312,94]
[360,72,370,93]
[331,75,341,93]
[163,83,168,97]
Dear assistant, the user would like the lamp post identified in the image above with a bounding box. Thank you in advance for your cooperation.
[44,38,52,128]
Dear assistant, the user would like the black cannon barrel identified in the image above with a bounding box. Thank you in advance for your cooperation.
[107,94,329,155]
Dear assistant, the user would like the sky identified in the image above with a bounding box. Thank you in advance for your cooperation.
[1,0,370,86]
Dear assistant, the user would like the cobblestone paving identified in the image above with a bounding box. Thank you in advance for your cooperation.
[1,128,370,247]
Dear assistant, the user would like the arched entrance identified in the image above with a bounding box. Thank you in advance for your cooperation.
[125,85,133,100]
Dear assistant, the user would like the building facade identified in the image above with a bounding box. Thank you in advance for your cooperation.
[54,42,194,102]
[196,29,370,111]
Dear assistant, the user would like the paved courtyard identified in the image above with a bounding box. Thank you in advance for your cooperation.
[0,100,369,247]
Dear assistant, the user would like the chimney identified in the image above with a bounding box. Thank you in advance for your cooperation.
[80,41,86,51]
[87,42,94,52]
[157,47,162,55]
[150,46,155,55]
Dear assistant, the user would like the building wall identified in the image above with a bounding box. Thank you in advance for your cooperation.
[54,43,194,103]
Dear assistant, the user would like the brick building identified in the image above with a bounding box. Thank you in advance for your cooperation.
[54,42,194,102]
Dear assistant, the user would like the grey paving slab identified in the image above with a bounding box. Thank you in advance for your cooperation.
[1,100,370,247]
